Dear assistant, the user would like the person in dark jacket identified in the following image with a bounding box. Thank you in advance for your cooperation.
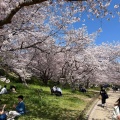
[100,87,108,107]
[7,95,26,119]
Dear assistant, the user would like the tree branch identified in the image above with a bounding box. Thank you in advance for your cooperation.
[0,0,47,27]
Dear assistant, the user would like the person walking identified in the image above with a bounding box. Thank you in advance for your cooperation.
[112,98,120,120]
[100,87,108,108]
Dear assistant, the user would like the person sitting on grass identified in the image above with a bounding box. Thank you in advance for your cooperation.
[50,86,57,95]
[79,86,86,93]
[7,95,26,120]
[0,104,7,120]
[10,85,17,93]
[0,85,7,95]
[50,86,62,96]
[55,87,62,96]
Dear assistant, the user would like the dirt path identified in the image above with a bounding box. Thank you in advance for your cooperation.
[87,90,120,120]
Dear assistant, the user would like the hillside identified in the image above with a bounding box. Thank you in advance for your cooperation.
[0,78,99,120]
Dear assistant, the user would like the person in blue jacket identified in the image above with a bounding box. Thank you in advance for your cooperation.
[8,95,26,119]
[0,104,7,120]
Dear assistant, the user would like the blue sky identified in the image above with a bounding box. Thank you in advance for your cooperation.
[95,17,120,45]
[74,0,120,45]
[82,16,120,45]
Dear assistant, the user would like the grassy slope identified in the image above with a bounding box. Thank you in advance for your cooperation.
[0,81,99,120]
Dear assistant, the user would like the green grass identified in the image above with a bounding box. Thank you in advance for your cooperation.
[0,81,99,120]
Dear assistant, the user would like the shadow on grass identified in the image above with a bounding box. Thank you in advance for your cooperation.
[21,104,80,120]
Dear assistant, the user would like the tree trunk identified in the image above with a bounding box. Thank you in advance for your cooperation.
[85,79,89,88]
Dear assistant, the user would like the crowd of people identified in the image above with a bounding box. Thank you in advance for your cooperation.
[0,84,62,120]
[0,83,120,120]
[0,84,25,120]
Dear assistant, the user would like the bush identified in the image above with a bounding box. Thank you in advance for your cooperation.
[0,69,5,76]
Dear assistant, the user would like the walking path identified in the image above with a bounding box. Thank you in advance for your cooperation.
[87,89,120,120]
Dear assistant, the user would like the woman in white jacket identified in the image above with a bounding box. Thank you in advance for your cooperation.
[112,98,120,120]
[0,85,7,94]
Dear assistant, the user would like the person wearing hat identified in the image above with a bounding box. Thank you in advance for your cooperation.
[112,98,120,120]
[7,95,26,119]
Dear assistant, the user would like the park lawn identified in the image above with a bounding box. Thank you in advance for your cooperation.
[0,82,98,120]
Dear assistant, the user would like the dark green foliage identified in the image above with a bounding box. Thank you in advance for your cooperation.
[48,80,59,88]
[0,69,5,76]
[27,76,41,85]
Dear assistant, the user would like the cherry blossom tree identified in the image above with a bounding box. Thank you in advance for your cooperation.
[96,43,120,84]
[27,40,59,85]
[0,0,120,87]
[0,0,120,27]
[1,23,120,87]
[83,43,120,86]
[0,0,79,84]
[55,41,120,88]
